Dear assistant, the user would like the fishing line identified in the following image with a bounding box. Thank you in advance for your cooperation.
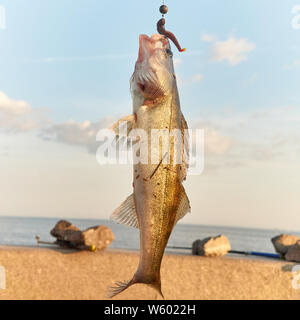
[157,1,186,52]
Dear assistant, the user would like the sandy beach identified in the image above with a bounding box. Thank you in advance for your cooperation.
[0,245,299,300]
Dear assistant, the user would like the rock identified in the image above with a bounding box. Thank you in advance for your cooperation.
[285,241,300,262]
[50,220,80,239]
[271,234,300,255]
[82,225,114,251]
[192,235,231,257]
[50,220,82,248]
[50,220,114,251]
[192,240,201,255]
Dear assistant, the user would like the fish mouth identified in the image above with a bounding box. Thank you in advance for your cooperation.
[137,34,155,63]
[134,34,171,98]
[137,34,168,63]
[136,35,157,94]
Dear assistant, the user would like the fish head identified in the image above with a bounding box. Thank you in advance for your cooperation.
[131,34,176,101]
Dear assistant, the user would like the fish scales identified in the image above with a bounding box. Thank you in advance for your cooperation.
[108,34,190,298]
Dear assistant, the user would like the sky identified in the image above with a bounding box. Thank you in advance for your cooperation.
[0,0,300,230]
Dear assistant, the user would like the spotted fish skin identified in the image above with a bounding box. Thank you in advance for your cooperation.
[108,34,190,299]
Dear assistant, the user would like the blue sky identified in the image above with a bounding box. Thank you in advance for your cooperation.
[1,0,299,121]
[0,1,300,230]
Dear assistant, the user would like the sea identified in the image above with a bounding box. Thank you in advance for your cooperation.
[0,216,299,254]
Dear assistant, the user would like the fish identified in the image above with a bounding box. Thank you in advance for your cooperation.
[108,33,190,299]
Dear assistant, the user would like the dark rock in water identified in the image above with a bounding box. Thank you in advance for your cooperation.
[50,220,80,239]
[271,234,300,255]
[50,220,114,251]
[285,241,300,262]
[192,235,231,257]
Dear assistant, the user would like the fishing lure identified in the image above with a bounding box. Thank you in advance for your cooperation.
[157,18,186,53]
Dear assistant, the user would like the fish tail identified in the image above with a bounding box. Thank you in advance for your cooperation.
[107,277,164,299]
[150,282,164,299]
[107,280,133,298]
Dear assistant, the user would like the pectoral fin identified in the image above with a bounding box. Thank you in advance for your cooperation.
[110,194,139,229]
[110,114,136,138]
[175,184,191,224]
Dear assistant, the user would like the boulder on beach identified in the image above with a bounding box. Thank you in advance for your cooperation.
[285,241,300,262]
[82,225,114,251]
[271,234,300,255]
[192,235,231,257]
[50,220,114,251]
[50,220,80,238]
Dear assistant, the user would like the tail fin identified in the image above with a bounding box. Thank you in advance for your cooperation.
[107,280,132,298]
[107,278,164,299]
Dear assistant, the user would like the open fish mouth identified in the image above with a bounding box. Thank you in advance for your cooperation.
[137,34,168,63]
[133,34,173,99]
[137,35,155,63]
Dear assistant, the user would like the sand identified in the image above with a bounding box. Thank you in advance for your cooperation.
[0,245,299,300]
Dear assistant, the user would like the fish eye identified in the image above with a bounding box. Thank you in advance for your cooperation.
[165,48,173,57]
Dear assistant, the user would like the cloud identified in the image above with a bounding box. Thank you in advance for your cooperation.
[201,33,216,42]
[177,73,204,87]
[40,117,117,153]
[174,56,204,87]
[204,36,255,66]
[0,91,48,132]
[283,60,300,70]
[3,87,298,176]
[40,108,295,173]
[40,112,234,165]
[173,58,182,67]
[204,128,234,155]
[190,120,234,156]
[191,74,204,82]
[187,103,300,175]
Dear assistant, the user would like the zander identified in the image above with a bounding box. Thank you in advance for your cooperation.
[108,33,190,298]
